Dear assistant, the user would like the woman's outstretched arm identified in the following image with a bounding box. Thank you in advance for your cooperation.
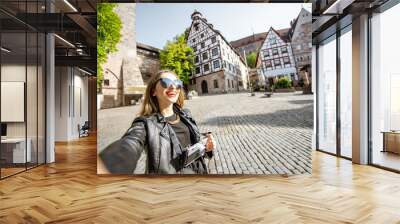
[98,119,147,174]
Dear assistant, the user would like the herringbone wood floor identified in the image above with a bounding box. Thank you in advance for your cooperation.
[1,135,400,224]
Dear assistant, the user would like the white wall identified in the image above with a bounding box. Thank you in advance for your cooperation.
[55,67,89,141]
[71,73,89,139]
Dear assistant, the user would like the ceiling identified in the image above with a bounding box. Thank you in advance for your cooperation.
[0,0,96,75]
[311,0,390,43]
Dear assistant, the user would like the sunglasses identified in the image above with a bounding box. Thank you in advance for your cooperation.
[159,78,183,89]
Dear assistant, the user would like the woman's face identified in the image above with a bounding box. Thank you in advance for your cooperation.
[152,72,182,106]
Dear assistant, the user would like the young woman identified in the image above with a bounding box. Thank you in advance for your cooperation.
[98,70,216,174]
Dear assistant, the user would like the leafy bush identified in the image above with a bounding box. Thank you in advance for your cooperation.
[275,77,292,89]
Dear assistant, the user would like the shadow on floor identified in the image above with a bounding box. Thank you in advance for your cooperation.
[199,104,313,129]
[288,99,314,105]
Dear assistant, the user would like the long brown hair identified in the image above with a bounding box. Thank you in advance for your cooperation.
[139,69,185,117]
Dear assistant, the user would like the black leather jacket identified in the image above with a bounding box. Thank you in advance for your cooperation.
[99,105,213,174]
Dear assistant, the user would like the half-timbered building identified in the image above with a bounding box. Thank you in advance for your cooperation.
[186,11,248,94]
[256,27,297,85]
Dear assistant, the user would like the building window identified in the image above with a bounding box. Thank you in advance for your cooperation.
[223,60,227,68]
[195,55,199,63]
[201,33,204,38]
[265,60,272,68]
[192,38,196,43]
[271,39,276,44]
[104,79,110,86]
[195,66,201,74]
[194,23,199,31]
[228,80,231,88]
[201,42,205,48]
[214,80,219,88]
[297,44,302,50]
[263,51,269,58]
[212,47,218,56]
[213,60,220,69]
[281,47,287,53]
[211,36,216,43]
[203,64,210,72]
[272,49,278,55]
[283,56,290,64]
[202,52,208,60]
[274,58,280,65]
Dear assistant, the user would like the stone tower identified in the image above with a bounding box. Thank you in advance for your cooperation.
[100,3,145,108]
[115,4,145,105]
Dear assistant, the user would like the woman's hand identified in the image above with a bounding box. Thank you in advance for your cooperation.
[205,134,216,152]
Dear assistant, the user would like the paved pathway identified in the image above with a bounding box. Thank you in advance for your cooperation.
[98,92,313,175]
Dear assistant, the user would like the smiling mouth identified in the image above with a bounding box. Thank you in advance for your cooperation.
[166,91,177,97]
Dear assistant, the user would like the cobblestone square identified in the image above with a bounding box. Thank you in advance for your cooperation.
[98,92,313,175]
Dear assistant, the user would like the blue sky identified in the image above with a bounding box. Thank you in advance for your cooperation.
[136,3,311,49]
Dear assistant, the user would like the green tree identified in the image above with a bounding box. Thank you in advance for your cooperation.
[159,33,194,85]
[97,3,122,92]
[246,52,257,68]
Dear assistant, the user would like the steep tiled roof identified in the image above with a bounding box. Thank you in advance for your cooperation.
[230,28,291,50]
[275,28,291,43]
[230,32,268,49]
